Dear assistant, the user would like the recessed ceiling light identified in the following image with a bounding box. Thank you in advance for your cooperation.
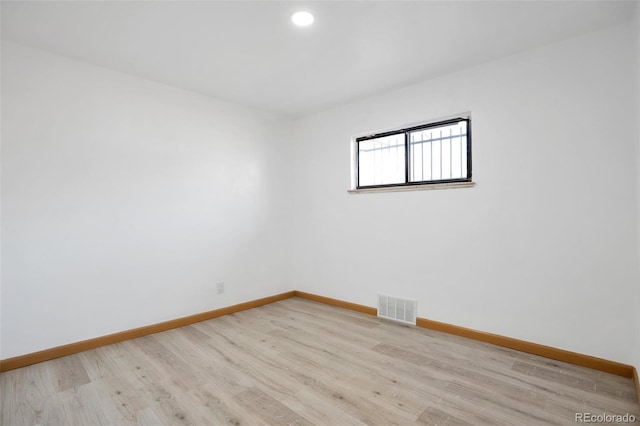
[291,11,314,27]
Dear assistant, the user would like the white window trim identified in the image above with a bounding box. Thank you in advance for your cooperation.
[348,181,475,194]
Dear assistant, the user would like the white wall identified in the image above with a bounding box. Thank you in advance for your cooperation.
[291,22,640,366]
[1,42,293,359]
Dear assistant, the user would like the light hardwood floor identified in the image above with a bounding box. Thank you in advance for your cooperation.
[1,297,638,425]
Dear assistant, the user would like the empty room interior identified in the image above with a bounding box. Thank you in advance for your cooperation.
[1,0,640,425]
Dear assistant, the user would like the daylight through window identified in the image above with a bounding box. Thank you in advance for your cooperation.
[356,118,471,189]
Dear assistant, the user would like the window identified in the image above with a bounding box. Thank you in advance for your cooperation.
[355,117,471,189]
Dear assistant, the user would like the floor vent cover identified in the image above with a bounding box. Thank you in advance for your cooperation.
[377,295,417,325]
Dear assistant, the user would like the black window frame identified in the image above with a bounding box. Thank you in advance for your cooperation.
[355,117,472,189]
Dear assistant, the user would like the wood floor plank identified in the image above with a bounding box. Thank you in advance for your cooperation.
[55,382,119,425]
[512,360,637,401]
[221,307,435,422]
[233,387,313,426]
[50,354,91,392]
[1,298,638,425]
[416,406,471,426]
[197,316,398,424]
[0,362,62,426]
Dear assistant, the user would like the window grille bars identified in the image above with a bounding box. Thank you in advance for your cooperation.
[356,118,471,189]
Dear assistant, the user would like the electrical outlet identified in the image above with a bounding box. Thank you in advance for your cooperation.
[216,282,225,294]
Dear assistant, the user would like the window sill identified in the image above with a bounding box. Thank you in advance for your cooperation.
[348,181,475,194]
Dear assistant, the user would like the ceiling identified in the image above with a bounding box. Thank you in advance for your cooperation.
[1,1,636,117]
